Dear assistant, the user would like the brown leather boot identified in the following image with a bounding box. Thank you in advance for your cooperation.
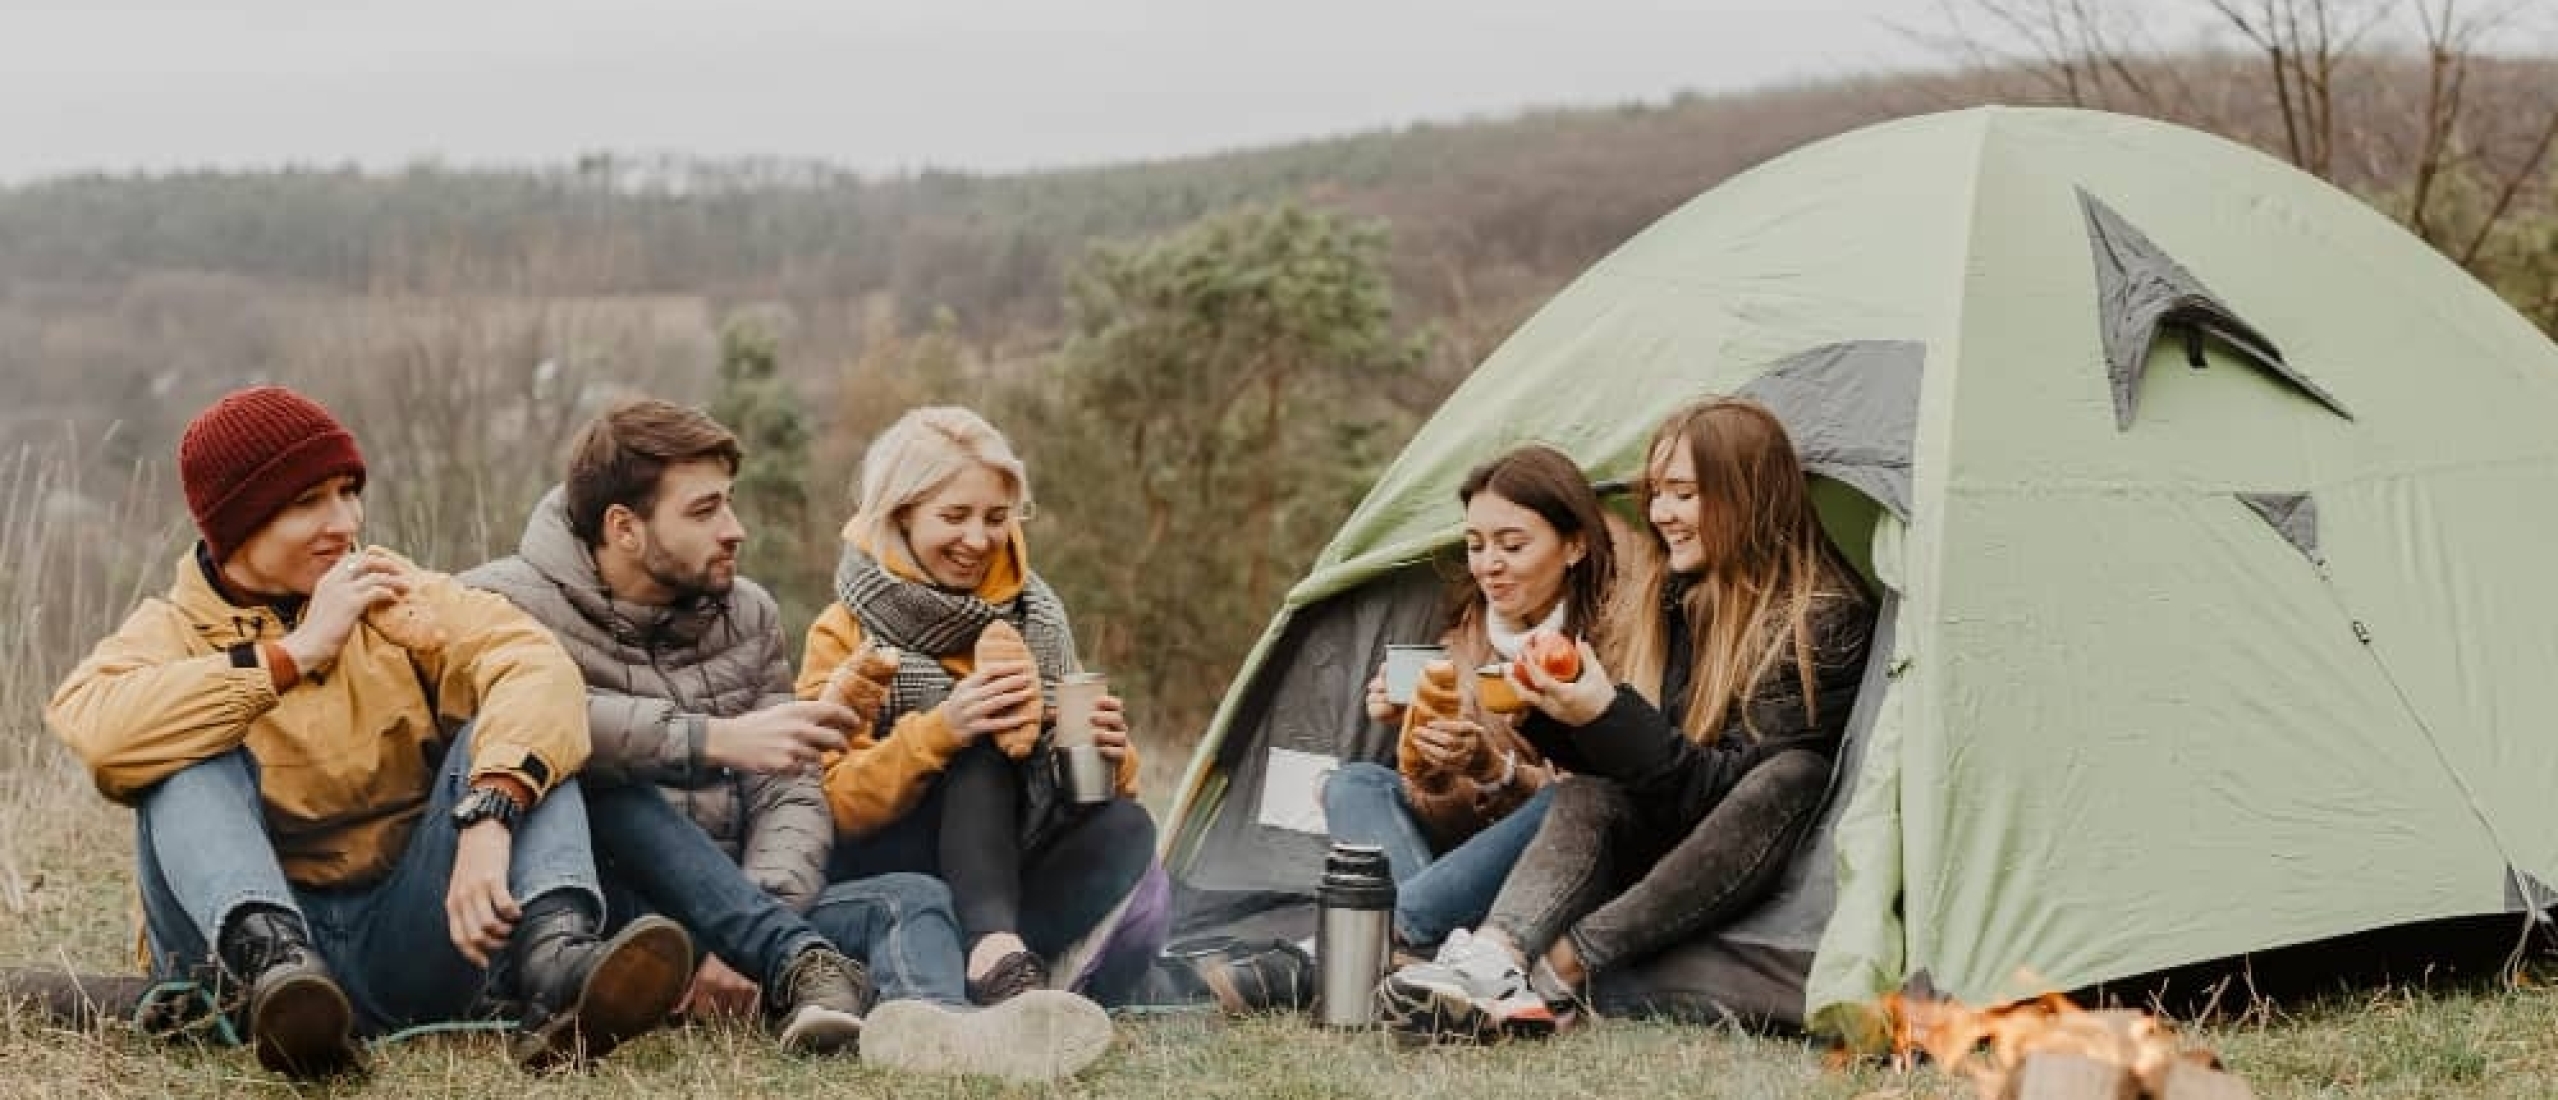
[493,894,690,1073]
[216,907,366,1079]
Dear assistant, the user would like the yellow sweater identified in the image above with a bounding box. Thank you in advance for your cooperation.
[797,524,1140,838]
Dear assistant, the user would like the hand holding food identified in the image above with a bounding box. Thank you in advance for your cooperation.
[1408,717,1483,771]
[821,640,901,732]
[286,548,414,672]
[1510,636,1615,727]
[362,558,449,653]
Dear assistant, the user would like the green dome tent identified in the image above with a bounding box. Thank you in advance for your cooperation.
[1160,106,2558,1036]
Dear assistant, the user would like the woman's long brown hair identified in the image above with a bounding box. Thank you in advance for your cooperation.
[1612,397,1867,742]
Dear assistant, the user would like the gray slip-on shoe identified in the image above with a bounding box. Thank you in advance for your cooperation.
[860,989,1112,1081]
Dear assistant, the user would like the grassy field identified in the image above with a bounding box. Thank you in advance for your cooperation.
[5,762,2558,1100]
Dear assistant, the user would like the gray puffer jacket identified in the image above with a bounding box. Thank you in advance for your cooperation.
[460,486,830,909]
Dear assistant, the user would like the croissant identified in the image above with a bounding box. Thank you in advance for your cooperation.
[357,554,448,652]
[821,640,901,732]
[973,620,1045,756]
[1398,658,1462,747]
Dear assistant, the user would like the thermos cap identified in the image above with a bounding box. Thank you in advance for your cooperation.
[1319,842,1396,908]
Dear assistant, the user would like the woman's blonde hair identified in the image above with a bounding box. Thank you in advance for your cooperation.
[1612,397,1866,743]
[847,407,1033,573]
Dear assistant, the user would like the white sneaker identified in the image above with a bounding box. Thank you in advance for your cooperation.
[1376,928,1555,1043]
[859,989,1113,1081]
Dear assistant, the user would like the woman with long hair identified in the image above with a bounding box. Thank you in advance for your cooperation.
[1379,397,1876,1040]
[1322,443,1618,952]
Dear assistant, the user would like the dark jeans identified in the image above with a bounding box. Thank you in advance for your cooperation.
[829,741,1156,960]
[1484,751,1828,974]
[136,725,603,1036]
[585,782,964,1004]
[1319,762,1554,948]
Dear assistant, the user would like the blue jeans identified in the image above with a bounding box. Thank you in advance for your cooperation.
[584,780,965,1006]
[135,725,604,1037]
[828,748,1158,963]
[1319,762,1556,949]
[805,877,968,1006]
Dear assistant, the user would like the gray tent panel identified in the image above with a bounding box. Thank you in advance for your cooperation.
[1736,341,1924,521]
[1178,563,1447,897]
[2506,868,2558,916]
[2238,492,2320,564]
[1708,592,1901,955]
[2078,189,2351,429]
[1593,937,1814,1032]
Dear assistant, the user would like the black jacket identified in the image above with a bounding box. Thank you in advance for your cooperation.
[1524,586,1873,827]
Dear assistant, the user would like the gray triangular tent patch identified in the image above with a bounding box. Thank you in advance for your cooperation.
[2079,189,2352,430]
[2506,867,2558,917]
[2237,492,2319,564]
[1736,340,1924,521]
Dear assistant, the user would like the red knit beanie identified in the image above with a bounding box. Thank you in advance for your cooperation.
[178,386,368,562]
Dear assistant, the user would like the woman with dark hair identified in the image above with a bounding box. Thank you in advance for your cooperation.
[1380,398,1875,1040]
[1321,443,1618,952]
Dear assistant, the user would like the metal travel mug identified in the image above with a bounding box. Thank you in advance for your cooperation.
[1313,842,1396,1028]
[1052,673,1115,805]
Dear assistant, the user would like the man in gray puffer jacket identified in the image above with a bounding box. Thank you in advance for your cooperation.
[464,401,1073,1072]
[469,480,835,909]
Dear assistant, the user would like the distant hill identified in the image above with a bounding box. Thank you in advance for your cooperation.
[0,57,2549,460]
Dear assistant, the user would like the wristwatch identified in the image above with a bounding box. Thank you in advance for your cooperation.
[450,786,524,831]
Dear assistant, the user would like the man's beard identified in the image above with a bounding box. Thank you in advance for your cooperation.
[641,534,732,601]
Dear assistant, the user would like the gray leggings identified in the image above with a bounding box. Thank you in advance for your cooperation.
[1483,750,1829,974]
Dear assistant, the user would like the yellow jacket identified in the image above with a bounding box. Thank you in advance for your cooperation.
[47,548,590,888]
[797,523,1139,837]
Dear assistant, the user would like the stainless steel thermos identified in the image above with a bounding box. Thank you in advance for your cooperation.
[1313,842,1396,1027]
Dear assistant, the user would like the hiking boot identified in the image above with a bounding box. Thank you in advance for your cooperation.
[494,894,691,1073]
[965,951,1049,1006]
[217,907,366,1079]
[862,990,1112,1081]
[765,946,869,1056]
[1152,936,1316,1016]
[1375,928,1555,1044]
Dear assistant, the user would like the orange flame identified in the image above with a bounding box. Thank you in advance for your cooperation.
[1878,990,2210,1099]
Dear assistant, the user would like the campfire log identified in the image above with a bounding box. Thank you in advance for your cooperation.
[1999,1052,2140,1100]
[2157,1061,2257,1100]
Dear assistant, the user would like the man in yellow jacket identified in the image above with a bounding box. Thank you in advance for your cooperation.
[45,386,692,1079]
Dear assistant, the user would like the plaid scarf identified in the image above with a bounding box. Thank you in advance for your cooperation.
[832,541,1078,736]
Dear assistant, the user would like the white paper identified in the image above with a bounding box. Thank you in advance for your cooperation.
[1256,747,1338,835]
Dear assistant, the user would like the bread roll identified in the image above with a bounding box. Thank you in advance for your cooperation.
[973,620,1044,749]
[822,640,901,732]
[1398,658,1462,745]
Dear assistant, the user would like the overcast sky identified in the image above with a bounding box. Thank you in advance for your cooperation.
[0,0,1981,182]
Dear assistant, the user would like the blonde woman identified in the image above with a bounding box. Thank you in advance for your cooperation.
[798,407,1159,1011]
[1380,397,1875,1040]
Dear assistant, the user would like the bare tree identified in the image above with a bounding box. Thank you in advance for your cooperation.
[1929,0,2558,326]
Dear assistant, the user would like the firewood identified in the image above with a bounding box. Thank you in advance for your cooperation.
[2000,1053,2139,1100]
[2157,1061,2256,1100]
